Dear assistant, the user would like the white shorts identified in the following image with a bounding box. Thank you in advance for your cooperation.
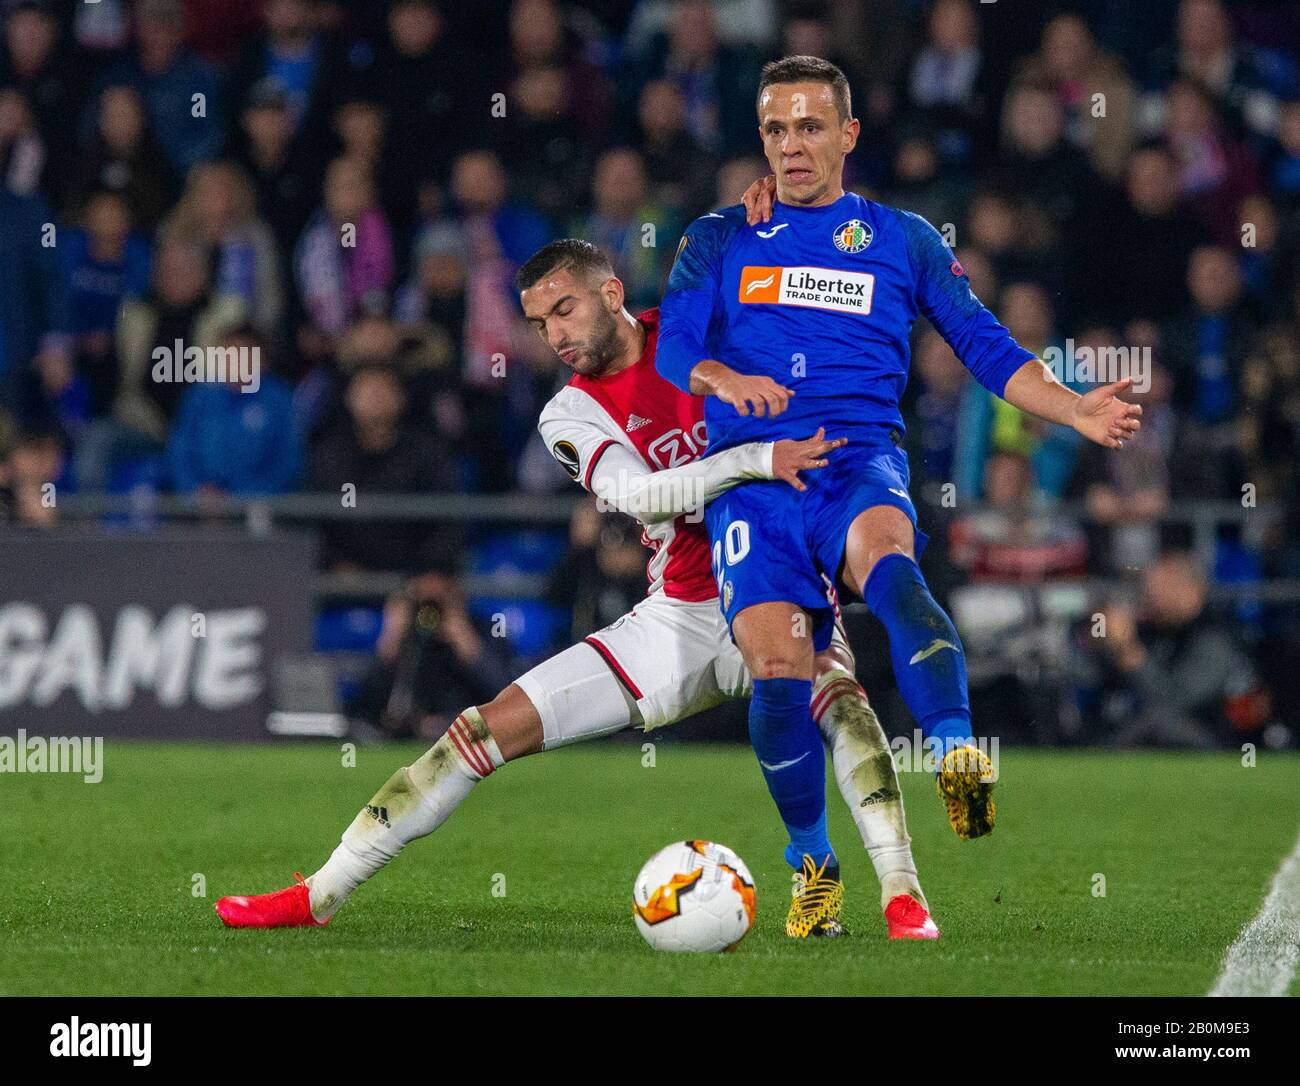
[512,591,849,749]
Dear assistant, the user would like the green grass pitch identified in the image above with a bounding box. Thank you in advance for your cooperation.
[1,740,1297,996]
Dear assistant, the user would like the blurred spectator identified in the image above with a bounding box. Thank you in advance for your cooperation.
[0,0,79,203]
[394,221,465,358]
[69,0,131,56]
[393,223,472,431]
[0,183,67,422]
[92,0,225,175]
[1270,98,1300,208]
[294,155,394,346]
[0,423,62,526]
[1068,362,1176,573]
[1147,0,1296,140]
[1077,549,1270,747]
[328,314,464,459]
[350,571,513,740]
[74,233,244,491]
[1017,12,1138,182]
[166,326,301,497]
[163,160,284,339]
[332,95,390,205]
[1161,245,1258,442]
[882,133,964,235]
[715,155,767,207]
[502,0,611,145]
[549,498,656,639]
[185,0,263,68]
[948,450,1088,582]
[963,187,1057,297]
[617,0,763,158]
[62,189,151,417]
[570,147,675,312]
[635,78,718,217]
[997,80,1100,235]
[0,87,45,196]
[230,76,318,262]
[229,0,347,163]
[70,82,177,231]
[1234,192,1283,309]
[1238,279,1300,504]
[308,359,458,574]
[907,328,967,487]
[365,0,480,220]
[624,0,778,52]
[1084,145,1200,324]
[1162,77,1261,246]
[447,148,550,387]
[904,0,991,168]
[493,63,592,227]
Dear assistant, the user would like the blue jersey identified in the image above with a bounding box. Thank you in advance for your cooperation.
[656,192,1034,455]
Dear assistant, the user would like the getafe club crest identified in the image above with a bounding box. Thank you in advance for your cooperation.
[833,219,872,254]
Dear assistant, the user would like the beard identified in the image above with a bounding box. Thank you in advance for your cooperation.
[567,304,623,377]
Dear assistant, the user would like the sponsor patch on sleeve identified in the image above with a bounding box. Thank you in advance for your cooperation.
[551,440,580,479]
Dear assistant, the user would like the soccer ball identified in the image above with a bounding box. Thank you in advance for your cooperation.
[632,840,756,952]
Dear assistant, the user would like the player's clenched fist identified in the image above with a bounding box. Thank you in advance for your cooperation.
[689,359,794,417]
[772,428,846,492]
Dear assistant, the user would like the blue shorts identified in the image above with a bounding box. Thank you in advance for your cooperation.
[705,436,927,652]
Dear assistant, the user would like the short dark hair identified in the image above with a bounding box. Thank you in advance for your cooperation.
[515,239,615,293]
[757,55,852,123]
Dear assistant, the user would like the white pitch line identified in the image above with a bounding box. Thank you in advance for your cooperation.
[1209,826,1300,997]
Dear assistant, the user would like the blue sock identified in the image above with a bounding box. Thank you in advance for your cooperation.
[863,554,973,761]
[748,677,836,870]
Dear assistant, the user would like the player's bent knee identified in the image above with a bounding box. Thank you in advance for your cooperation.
[477,684,544,762]
[844,505,916,590]
[747,654,810,681]
[815,643,856,678]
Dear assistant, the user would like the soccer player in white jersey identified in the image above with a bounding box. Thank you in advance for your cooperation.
[215,240,938,940]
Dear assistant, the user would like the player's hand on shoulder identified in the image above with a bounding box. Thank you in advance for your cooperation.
[771,428,847,492]
[691,359,794,417]
[741,174,778,226]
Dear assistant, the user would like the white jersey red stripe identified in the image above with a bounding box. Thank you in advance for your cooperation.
[538,309,716,602]
[583,439,618,490]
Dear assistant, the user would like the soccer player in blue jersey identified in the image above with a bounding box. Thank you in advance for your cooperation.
[656,57,1142,891]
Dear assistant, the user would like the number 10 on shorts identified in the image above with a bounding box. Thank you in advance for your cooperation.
[712,520,751,594]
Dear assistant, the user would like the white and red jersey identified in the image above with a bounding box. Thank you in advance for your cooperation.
[539,309,734,602]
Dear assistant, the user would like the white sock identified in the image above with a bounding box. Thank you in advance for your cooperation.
[306,708,504,921]
[813,668,927,911]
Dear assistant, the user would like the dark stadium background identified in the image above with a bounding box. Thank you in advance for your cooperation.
[0,0,1296,751]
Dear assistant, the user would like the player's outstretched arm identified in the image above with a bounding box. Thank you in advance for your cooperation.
[586,430,845,523]
[1002,360,1143,450]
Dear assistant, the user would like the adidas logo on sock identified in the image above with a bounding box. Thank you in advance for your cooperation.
[626,413,652,432]
[860,787,899,807]
[365,804,391,827]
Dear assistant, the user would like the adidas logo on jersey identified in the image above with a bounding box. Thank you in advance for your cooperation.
[626,413,652,432]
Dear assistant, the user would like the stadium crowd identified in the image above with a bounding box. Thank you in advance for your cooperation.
[0,0,1295,745]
